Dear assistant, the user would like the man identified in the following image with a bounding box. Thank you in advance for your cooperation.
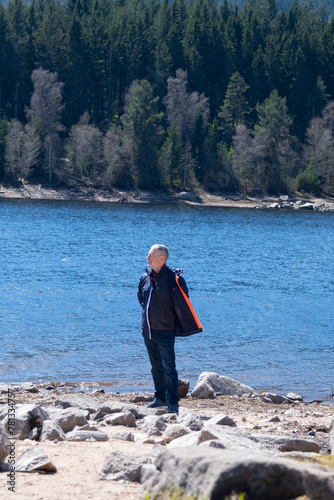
[138,244,203,414]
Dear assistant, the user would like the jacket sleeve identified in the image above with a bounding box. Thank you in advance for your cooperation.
[137,278,143,306]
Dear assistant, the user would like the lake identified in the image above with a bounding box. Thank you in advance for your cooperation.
[0,198,333,401]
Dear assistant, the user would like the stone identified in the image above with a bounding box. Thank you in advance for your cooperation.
[54,393,100,413]
[299,202,314,210]
[178,409,203,431]
[93,403,125,420]
[66,429,109,441]
[47,408,79,433]
[2,404,49,439]
[261,393,292,404]
[178,378,190,398]
[137,415,167,436]
[167,432,200,448]
[39,420,65,441]
[192,372,255,398]
[104,410,136,428]
[286,392,303,401]
[108,432,134,442]
[141,447,333,500]
[99,450,151,482]
[205,414,236,427]
[191,381,215,399]
[162,424,191,444]
[21,382,39,393]
[15,447,57,472]
[0,422,9,466]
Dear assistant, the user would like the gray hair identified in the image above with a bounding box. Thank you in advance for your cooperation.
[151,244,169,260]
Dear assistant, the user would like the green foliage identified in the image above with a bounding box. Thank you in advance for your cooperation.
[1,0,334,195]
[296,162,321,193]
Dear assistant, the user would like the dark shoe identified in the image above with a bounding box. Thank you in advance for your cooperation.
[146,398,167,408]
[167,404,179,415]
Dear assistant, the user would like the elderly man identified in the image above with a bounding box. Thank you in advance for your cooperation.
[138,244,202,414]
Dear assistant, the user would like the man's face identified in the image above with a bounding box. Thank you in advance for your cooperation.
[147,248,164,271]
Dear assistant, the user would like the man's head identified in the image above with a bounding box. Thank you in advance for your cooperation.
[147,244,169,273]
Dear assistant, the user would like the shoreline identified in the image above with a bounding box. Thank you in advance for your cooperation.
[1,381,334,500]
[1,183,334,211]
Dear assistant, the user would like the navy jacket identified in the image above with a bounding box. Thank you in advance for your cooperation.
[138,265,203,339]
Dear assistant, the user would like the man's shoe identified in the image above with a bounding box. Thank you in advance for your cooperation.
[167,404,179,415]
[146,398,167,408]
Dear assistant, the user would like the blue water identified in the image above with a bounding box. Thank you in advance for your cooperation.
[0,198,333,400]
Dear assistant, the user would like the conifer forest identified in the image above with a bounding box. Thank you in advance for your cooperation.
[1,0,334,196]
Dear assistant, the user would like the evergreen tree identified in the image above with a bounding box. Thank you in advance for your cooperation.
[254,89,295,193]
[122,79,163,188]
[218,71,251,145]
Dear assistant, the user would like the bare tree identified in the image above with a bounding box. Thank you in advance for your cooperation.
[164,69,209,188]
[26,67,65,181]
[5,119,41,181]
[303,115,334,194]
[66,112,103,182]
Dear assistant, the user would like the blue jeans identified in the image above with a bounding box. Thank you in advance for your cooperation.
[144,330,180,406]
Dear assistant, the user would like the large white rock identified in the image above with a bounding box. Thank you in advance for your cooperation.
[192,372,256,398]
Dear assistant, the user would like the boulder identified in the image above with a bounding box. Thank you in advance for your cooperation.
[66,429,109,441]
[39,420,65,441]
[15,447,57,472]
[47,408,78,433]
[192,372,255,398]
[162,424,191,444]
[261,393,292,404]
[178,409,203,431]
[99,450,151,481]
[191,381,215,399]
[205,414,236,427]
[0,422,9,466]
[178,379,190,398]
[104,410,136,428]
[2,404,49,439]
[21,382,39,393]
[54,394,100,413]
[137,415,167,436]
[141,447,334,500]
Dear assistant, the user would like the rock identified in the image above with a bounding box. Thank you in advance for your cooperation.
[167,432,200,449]
[21,382,39,393]
[192,372,255,398]
[330,420,334,455]
[15,447,57,472]
[261,392,292,404]
[99,450,151,482]
[205,414,236,427]
[178,378,190,398]
[269,202,280,209]
[162,424,191,444]
[54,393,100,413]
[176,191,199,202]
[178,409,203,431]
[93,402,125,420]
[286,392,303,401]
[279,195,289,202]
[299,202,314,210]
[191,381,215,399]
[0,422,9,466]
[268,416,281,423]
[108,432,134,442]
[2,404,49,439]
[47,408,80,433]
[137,415,167,436]
[104,410,136,428]
[39,420,65,441]
[66,429,109,441]
[141,447,333,500]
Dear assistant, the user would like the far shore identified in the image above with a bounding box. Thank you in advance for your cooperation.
[1,183,334,210]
